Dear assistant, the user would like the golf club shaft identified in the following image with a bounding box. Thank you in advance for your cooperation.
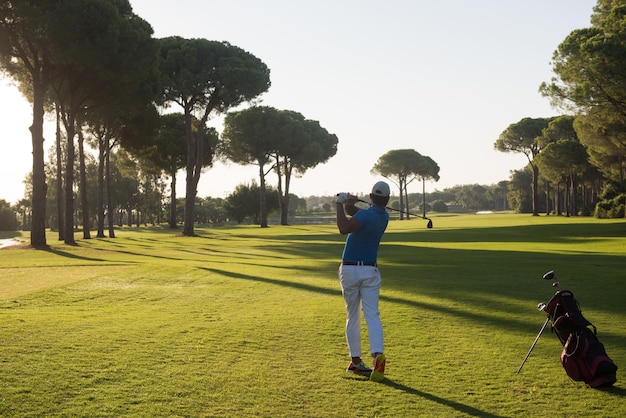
[516,316,550,374]
[356,198,431,221]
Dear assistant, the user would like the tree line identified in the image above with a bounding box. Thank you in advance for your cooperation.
[0,1,337,246]
[496,0,626,219]
[2,0,625,239]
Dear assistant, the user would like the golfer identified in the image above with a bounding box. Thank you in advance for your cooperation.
[335,180,390,382]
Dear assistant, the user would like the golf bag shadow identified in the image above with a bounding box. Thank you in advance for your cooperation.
[544,289,617,388]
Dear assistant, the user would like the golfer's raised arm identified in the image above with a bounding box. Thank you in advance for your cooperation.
[336,193,360,234]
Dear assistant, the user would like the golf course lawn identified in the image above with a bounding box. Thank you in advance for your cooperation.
[1,213,624,417]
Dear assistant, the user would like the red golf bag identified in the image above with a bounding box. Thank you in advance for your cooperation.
[544,289,617,388]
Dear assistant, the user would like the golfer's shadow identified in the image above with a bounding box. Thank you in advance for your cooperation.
[379,378,505,418]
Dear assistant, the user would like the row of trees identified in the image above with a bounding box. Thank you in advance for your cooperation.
[1,1,160,246]
[495,116,606,216]
[4,141,609,233]
[1,146,312,232]
[495,0,626,218]
[0,1,337,246]
[3,0,624,238]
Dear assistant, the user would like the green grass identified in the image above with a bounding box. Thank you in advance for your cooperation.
[1,214,625,417]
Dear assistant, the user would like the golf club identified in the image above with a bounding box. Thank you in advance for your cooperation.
[356,198,433,229]
[542,270,562,290]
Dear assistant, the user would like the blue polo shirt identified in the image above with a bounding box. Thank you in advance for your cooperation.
[342,205,389,263]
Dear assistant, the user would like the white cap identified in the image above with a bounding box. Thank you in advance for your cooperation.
[371,181,390,197]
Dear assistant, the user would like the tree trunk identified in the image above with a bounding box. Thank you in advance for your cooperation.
[571,175,578,216]
[183,180,196,235]
[545,181,551,216]
[169,170,177,228]
[29,79,48,248]
[556,183,562,216]
[55,107,65,240]
[281,162,292,226]
[531,163,539,216]
[183,113,202,236]
[404,183,410,220]
[398,178,405,220]
[78,130,90,239]
[275,155,288,226]
[422,178,427,219]
[64,118,76,245]
[96,131,106,238]
[259,162,268,228]
[565,178,571,217]
[106,143,115,238]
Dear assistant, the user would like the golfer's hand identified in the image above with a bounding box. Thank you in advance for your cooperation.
[336,192,349,204]
[346,194,358,205]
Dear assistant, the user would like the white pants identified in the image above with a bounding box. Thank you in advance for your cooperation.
[338,265,383,358]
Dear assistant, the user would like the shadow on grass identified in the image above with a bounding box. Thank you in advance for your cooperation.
[343,376,505,417]
[198,266,341,297]
[200,262,626,353]
[385,222,626,244]
[597,385,626,397]
[44,247,110,263]
[199,266,540,336]
[384,378,506,417]
[382,378,505,417]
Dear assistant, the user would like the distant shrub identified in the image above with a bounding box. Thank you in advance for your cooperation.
[432,200,448,213]
[595,194,626,219]
[0,200,18,231]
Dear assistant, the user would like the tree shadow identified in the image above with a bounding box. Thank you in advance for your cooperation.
[340,374,503,416]
[380,377,506,417]
[384,221,626,244]
[43,247,109,262]
[198,265,626,348]
[198,266,341,297]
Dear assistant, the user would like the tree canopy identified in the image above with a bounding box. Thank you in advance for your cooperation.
[574,109,626,184]
[158,36,271,235]
[272,111,338,225]
[221,106,279,227]
[540,3,626,115]
[371,149,439,219]
[221,106,337,226]
[495,117,550,216]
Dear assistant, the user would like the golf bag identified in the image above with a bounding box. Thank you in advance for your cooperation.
[544,289,617,388]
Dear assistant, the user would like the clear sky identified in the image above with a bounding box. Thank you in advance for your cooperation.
[0,0,597,204]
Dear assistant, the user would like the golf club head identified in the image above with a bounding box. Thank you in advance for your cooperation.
[552,281,562,291]
[542,270,555,281]
[537,302,547,311]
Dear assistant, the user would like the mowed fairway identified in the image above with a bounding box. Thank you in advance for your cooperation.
[1,214,625,417]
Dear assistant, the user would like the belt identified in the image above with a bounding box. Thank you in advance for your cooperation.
[342,261,377,266]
